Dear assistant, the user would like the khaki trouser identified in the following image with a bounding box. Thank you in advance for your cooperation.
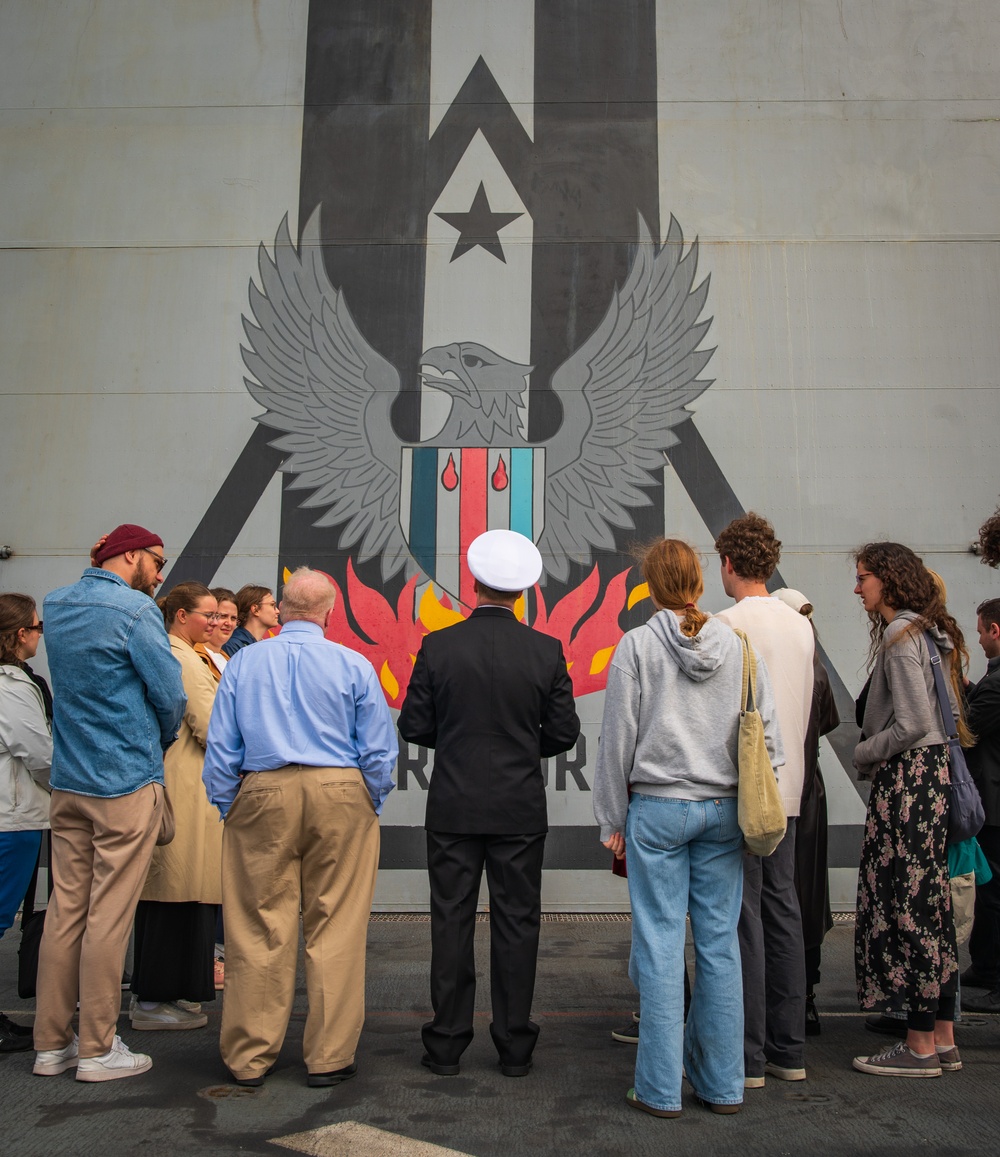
[34,784,163,1057]
[220,766,380,1079]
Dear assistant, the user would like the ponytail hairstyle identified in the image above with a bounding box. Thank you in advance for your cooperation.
[0,593,37,665]
[159,581,213,629]
[640,539,709,638]
[855,542,973,747]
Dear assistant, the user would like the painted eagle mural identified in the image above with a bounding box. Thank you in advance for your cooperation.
[241,209,716,596]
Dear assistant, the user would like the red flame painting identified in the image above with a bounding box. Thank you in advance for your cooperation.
[491,455,509,491]
[321,559,643,707]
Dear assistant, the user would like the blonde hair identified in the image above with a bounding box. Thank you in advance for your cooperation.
[640,539,709,638]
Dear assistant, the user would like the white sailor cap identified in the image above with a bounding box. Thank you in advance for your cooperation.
[772,587,813,619]
[467,529,543,592]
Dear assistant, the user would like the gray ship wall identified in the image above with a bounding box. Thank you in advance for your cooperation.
[2,0,998,909]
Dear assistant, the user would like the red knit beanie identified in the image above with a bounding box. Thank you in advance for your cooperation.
[94,524,164,565]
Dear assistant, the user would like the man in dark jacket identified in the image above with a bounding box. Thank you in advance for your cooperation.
[398,530,580,1077]
[961,598,1000,1011]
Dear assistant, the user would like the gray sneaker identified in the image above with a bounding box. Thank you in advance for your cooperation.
[130,1001,208,1031]
[853,1039,942,1078]
[937,1046,962,1071]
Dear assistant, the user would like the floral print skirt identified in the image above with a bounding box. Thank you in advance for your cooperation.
[855,744,958,1013]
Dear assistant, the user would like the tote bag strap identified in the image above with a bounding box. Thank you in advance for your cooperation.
[923,631,959,740]
[732,628,758,713]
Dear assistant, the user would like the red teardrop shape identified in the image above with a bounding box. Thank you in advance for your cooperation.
[441,452,459,491]
[491,455,509,491]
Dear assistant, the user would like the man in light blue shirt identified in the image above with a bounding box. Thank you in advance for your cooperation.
[203,567,396,1089]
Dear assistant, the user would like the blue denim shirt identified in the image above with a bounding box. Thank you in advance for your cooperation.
[44,568,186,798]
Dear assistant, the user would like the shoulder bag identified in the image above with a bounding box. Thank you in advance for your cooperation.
[732,629,787,856]
[924,632,984,844]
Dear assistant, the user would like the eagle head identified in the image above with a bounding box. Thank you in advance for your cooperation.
[419,342,533,442]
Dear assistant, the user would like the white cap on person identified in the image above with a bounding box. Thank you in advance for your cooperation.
[467,529,543,593]
[772,587,813,619]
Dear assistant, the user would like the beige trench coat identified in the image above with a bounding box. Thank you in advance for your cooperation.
[141,635,223,904]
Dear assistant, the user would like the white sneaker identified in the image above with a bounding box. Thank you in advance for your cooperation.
[175,1000,202,1014]
[34,1034,80,1076]
[76,1035,152,1082]
[130,1001,208,1031]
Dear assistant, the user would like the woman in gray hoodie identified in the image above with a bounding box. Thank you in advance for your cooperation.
[594,539,782,1118]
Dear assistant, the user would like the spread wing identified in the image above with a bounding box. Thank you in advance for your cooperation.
[241,210,412,580]
[537,213,715,581]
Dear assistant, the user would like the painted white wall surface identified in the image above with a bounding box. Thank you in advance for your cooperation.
[2,1,998,910]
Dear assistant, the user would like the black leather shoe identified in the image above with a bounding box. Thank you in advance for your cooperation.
[960,965,997,990]
[421,1054,460,1076]
[231,1062,275,1087]
[864,1014,907,1038]
[308,1062,358,1087]
[499,1060,533,1077]
[0,1013,33,1053]
[961,988,1000,1014]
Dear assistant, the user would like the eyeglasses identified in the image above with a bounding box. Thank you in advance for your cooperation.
[855,572,874,584]
[24,622,43,634]
[141,548,168,571]
[188,610,222,622]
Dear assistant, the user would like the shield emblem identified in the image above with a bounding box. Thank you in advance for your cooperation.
[400,446,546,603]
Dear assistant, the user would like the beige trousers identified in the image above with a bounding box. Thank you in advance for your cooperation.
[34,783,163,1057]
[220,766,380,1079]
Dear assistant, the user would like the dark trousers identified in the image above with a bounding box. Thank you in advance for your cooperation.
[739,818,806,1076]
[968,824,1000,987]
[424,830,545,1068]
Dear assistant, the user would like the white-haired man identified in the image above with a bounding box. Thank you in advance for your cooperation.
[203,568,397,1088]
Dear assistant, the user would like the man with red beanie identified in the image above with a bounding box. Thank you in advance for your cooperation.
[33,525,186,1082]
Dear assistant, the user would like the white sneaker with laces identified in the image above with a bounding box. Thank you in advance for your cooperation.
[34,1034,80,1076]
[76,1035,152,1082]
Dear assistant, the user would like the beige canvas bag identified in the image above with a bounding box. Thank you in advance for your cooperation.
[733,629,786,857]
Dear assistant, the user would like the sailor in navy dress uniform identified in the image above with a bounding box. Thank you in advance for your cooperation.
[399,530,581,1076]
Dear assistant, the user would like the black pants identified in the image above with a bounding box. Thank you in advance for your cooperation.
[424,830,545,1068]
[968,824,1000,986]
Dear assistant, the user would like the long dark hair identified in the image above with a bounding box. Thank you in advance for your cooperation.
[0,593,37,665]
[855,542,972,745]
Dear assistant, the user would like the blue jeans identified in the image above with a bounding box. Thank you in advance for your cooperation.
[0,829,42,936]
[626,794,744,1110]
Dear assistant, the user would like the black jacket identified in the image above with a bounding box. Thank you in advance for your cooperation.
[398,606,581,834]
[966,657,1000,827]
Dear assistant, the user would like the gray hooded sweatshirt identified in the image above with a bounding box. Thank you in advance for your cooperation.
[593,610,784,842]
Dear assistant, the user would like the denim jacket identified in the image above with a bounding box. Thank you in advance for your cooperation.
[44,568,186,798]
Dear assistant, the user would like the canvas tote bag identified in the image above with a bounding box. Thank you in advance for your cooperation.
[732,629,786,856]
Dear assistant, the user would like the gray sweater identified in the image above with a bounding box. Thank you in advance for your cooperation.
[592,610,784,841]
[854,609,960,779]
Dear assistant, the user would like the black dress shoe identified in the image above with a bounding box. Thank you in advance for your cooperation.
[0,1013,34,1053]
[960,965,997,989]
[961,988,1000,1014]
[308,1062,358,1087]
[231,1062,276,1087]
[499,1060,533,1077]
[864,1014,907,1038]
[421,1054,460,1076]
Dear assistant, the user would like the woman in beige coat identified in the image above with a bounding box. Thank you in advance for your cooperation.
[130,582,223,1031]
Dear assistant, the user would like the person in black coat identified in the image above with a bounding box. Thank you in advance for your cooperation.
[960,597,1000,1010]
[398,530,581,1077]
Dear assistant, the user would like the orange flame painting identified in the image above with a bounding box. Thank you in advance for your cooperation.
[316,560,648,707]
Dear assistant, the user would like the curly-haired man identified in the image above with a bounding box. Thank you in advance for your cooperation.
[714,512,815,1088]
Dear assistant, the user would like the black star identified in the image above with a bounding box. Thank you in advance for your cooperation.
[436,182,523,263]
